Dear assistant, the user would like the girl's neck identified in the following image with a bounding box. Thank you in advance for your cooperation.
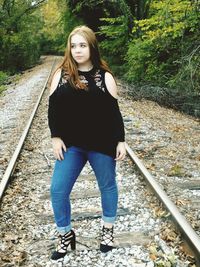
[78,62,93,72]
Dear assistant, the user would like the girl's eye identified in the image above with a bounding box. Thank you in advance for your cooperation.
[71,43,87,49]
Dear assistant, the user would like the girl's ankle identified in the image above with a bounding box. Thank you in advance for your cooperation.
[103,222,113,229]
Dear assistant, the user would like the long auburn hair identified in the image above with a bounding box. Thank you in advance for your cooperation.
[54,25,112,89]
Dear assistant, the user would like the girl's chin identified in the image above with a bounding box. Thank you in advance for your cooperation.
[77,60,88,65]
[74,58,91,65]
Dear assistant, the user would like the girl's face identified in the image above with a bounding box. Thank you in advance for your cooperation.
[70,34,91,67]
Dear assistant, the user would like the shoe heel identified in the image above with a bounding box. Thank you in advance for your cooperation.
[100,243,113,253]
[70,235,76,250]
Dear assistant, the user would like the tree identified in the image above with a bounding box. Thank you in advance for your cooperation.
[39,0,83,54]
[125,0,200,96]
[0,0,46,71]
[0,0,46,33]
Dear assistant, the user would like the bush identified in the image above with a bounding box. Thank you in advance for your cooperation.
[99,16,131,76]
[1,32,41,73]
[125,0,200,93]
[0,71,9,84]
[0,71,9,95]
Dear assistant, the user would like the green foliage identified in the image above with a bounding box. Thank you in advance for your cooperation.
[125,0,200,92]
[0,71,8,94]
[124,0,152,20]
[61,6,83,51]
[0,85,5,95]
[0,0,45,72]
[99,16,130,75]
[167,44,200,92]
[0,0,83,72]
[39,0,82,55]
[0,71,8,84]
[2,31,41,72]
[66,0,118,31]
[94,0,151,74]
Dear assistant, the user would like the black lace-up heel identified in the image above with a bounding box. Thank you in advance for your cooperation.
[100,226,115,253]
[51,229,76,262]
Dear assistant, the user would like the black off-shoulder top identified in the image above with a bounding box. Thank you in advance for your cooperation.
[48,67,125,158]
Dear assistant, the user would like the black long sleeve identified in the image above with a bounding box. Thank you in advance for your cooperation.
[48,92,62,138]
[109,97,125,142]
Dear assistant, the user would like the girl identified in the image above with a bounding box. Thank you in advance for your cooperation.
[48,25,126,262]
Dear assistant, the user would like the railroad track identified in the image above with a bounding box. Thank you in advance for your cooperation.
[0,58,200,266]
[0,58,56,200]
[0,56,56,182]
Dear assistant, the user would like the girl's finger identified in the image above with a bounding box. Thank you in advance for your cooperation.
[59,149,64,160]
[116,152,126,161]
[62,143,67,152]
[115,152,122,160]
[55,153,60,161]
[57,153,60,160]
[55,149,61,161]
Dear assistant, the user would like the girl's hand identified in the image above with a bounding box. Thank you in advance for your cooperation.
[115,142,126,161]
[52,137,67,160]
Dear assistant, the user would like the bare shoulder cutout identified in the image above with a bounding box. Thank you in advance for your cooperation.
[104,72,118,99]
[49,68,62,96]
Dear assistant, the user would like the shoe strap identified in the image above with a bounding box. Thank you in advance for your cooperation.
[57,231,73,252]
[101,226,114,246]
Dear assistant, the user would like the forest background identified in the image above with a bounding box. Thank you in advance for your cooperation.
[0,0,199,116]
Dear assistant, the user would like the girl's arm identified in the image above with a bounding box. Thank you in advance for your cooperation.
[105,72,126,161]
[49,68,62,96]
[48,68,66,160]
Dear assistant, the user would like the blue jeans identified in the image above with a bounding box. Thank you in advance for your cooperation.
[50,146,118,234]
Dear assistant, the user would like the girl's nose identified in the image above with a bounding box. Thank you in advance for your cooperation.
[75,46,81,53]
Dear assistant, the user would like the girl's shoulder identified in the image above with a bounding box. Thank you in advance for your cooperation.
[93,67,110,79]
[104,71,118,99]
[49,68,62,96]
[97,68,116,85]
[93,68,117,98]
[49,68,71,96]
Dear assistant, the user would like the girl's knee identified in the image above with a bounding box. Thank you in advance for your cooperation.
[99,180,118,193]
[50,182,70,199]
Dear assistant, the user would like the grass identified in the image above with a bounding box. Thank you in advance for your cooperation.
[0,85,6,95]
[0,71,21,95]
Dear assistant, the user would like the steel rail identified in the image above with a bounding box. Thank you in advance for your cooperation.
[125,142,200,264]
[0,57,57,202]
